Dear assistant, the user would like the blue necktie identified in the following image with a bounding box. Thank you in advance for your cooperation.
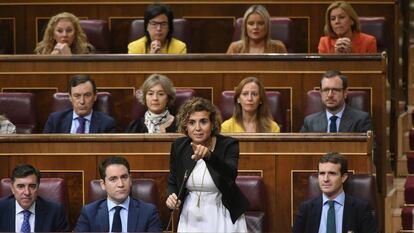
[326,200,336,233]
[20,210,31,233]
[76,117,86,134]
[112,206,122,232]
[329,115,338,133]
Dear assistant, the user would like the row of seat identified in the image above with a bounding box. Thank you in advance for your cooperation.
[79,17,388,53]
[0,174,378,232]
[0,89,370,133]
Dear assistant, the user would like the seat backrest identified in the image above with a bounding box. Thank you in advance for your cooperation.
[0,177,69,213]
[219,90,287,132]
[307,173,378,223]
[79,20,112,53]
[52,92,114,117]
[232,17,294,52]
[88,178,159,207]
[359,17,387,52]
[303,90,370,117]
[128,19,190,51]
[0,92,36,133]
[236,176,265,233]
[131,88,196,120]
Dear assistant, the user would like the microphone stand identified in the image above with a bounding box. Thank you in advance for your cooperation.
[165,170,189,232]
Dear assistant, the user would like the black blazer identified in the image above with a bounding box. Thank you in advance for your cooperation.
[0,195,69,232]
[125,117,177,133]
[167,134,249,223]
[292,195,378,233]
[43,109,116,133]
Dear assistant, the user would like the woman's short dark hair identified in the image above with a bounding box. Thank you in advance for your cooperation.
[176,97,222,136]
[144,3,174,49]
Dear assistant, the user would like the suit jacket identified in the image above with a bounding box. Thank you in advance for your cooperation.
[300,105,372,133]
[0,195,69,232]
[73,197,162,232]
[43,109,116,133]
[292,195,378,233]
[167,134,249,223]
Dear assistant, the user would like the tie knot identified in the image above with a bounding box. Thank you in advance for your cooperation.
[22,209,31,217]
[330,115,338,121]
[328,200,335,208]
[114,206,122,212]
[77,117,86,124]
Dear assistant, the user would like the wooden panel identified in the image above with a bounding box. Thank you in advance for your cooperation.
[0,18,15,54]
[0,133,373,232]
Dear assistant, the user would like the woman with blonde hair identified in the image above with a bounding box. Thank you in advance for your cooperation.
[35,12,94,55]
[227,5,286,54]
[221,77,280,132]
[318,1,377,53]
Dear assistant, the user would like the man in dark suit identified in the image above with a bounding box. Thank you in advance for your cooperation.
[300,70,372,133]
[74,156,162,232]
[0,164,69,232]
[292,152,378,233]
[43,74,116,133]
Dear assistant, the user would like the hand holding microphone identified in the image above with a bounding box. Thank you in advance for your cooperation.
[166,193,181,210]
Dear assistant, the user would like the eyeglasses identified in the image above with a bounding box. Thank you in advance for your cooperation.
[321,88,343,94]
[148,20,169,29]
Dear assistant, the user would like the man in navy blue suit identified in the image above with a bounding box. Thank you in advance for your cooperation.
[292,153,378,233]
[43,74,116,133]
[74,156,162,232]
[0,164,69,232]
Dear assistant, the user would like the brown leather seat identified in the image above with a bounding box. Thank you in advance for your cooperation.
[0,92,37,133]
[232,17,293,52]
[130,88,196,121]
[52,92,114,117]
[219,90,287,132]
[80,20,112,53]
[0,177,69,214]
[307,173,378,223]
[236,176,265,233]
[359,17,387,52]
[303,90,370,117]
[128,19,190,51]
[88,178,159,208]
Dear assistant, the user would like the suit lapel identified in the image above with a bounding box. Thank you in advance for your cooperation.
[342,196,354,233]
[339,106,353,132]
[4,196,16,232]
[97,200,109,232]
[316,112,328,132]
[127,198,139,232]
[311,197,323,233]
[62,111,73,133]
[34,198,45,232]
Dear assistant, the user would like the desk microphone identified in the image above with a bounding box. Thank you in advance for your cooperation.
[165,170,189,232]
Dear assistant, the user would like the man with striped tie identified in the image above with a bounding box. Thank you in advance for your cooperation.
[0,164,69,232]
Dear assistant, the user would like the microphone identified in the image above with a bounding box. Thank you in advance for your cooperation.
[165,170,189,232]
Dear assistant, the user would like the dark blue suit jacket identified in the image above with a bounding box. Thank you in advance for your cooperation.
[0,195,69,232]
[43,109,116,133]
[292,195,378,233]
[73,197,162,232]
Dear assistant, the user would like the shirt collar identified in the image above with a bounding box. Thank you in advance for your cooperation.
[326,104,346,121]
[322,190,345,206]
[72,111,93,121]
[107,196,130,212]
[15,200,36,215]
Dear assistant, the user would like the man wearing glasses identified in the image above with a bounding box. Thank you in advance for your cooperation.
[300,70,372,133]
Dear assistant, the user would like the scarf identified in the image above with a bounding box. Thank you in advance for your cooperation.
[144,110,169,133]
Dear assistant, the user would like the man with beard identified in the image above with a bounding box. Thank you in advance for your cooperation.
[300,70,372,133]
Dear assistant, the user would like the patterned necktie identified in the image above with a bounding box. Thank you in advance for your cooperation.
[329,115,338,133]
[112,206,122,232]
[326,200,336,233]
[20,210,31,233]
[76,117,86,134]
